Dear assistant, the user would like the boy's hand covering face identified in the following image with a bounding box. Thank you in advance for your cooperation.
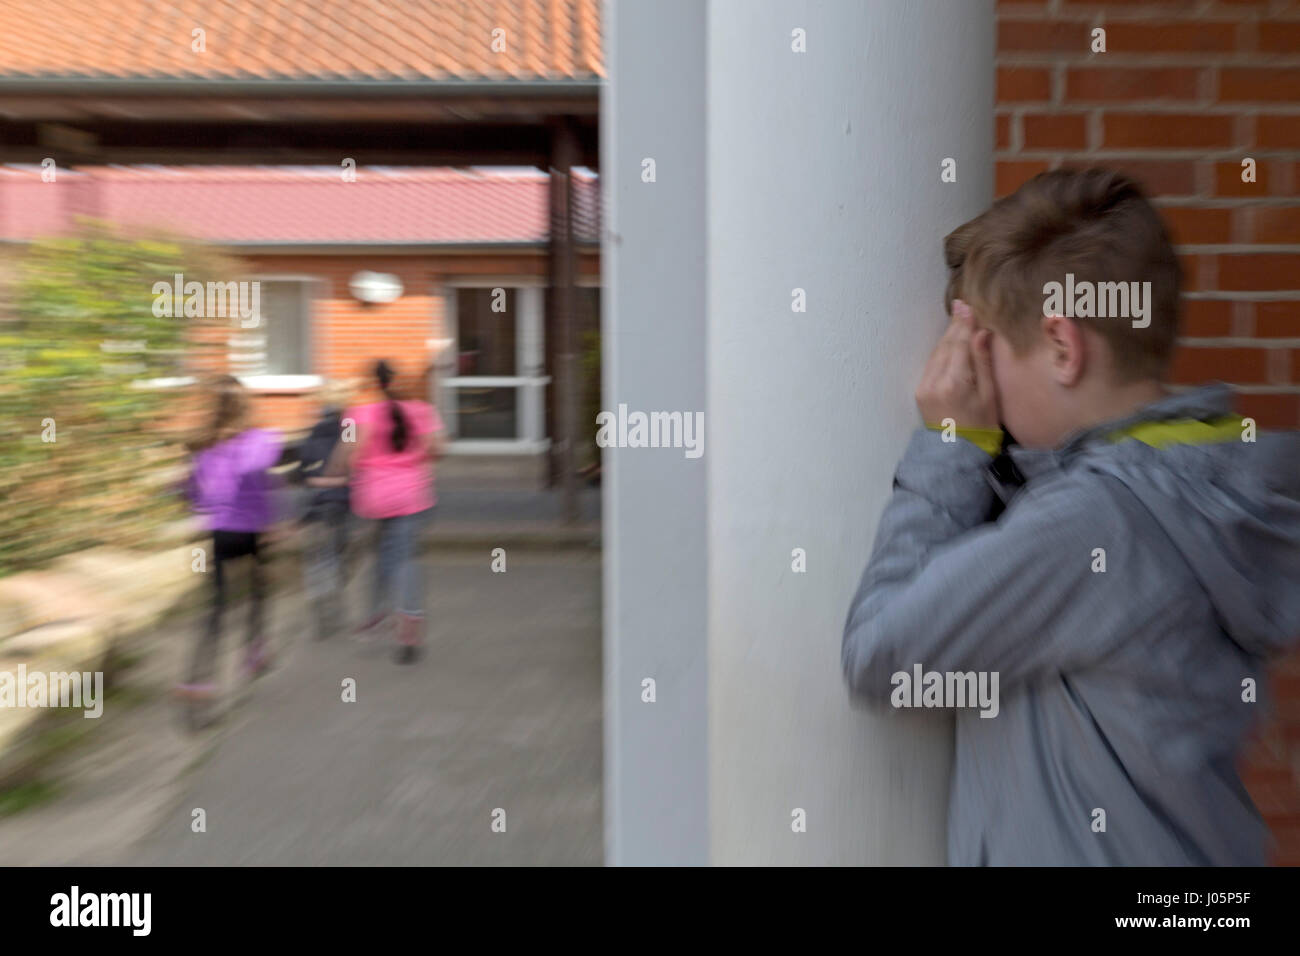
[915,299,1000,431]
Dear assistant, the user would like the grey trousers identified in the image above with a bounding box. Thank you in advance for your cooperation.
[370,507,431,618]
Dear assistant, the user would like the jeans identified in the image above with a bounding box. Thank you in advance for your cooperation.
[188,530,266,685]
[303,505,351,633]
[370,507,431,619]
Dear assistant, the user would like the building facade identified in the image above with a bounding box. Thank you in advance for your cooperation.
[0,164,601,481]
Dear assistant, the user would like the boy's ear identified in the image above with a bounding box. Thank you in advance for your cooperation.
[1041,313,1087,385]
[943,275,961,316]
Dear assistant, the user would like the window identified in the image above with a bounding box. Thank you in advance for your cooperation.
[229,278,313,379]
[451,287,523,439]
[457,287,518,377]
[442,284,546,447]
[454,385,519,439]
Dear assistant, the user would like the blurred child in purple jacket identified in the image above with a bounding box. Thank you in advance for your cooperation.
[177,375,282,718]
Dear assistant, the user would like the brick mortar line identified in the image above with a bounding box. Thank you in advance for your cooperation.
[1005,136,1296,150]
[1167,384,1300,394]
[1155,199,1300,206]
[1009,98,1300,112]
[1177,338,1300,347]
[1183,291,1300,299]
[997,57,1300,66]
[1174,245,1300,252]
[996,15,1300,25]
[994,106,1300,114]
[1000,62,1300,69]
[998,36,1300,42]
[998,149,1299,157]
[998,160,1299,168]
[997,105,1300,114]
[999,8,1300,15]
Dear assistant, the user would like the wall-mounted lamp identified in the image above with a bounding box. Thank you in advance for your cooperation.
[349,270,403,304]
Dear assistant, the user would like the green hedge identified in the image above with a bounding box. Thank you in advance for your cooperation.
[0,222,239,576]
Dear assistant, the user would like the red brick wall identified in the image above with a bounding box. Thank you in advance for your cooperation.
[997,0,1300,864]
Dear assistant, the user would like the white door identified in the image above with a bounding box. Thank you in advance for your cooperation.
[440,284,549,453]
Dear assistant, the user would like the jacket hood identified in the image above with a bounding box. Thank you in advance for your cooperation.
[1009,383,1300,658]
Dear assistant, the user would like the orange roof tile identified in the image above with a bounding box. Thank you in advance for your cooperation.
[0,0,603,82]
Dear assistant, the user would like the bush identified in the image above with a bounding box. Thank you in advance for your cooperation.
[0,222,240,576]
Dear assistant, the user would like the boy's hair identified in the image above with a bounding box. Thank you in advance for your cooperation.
[944,168,1182,382]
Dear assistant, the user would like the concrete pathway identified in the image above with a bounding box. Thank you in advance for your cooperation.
[0,547,602,866]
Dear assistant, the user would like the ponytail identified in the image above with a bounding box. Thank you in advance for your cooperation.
[375,359,410,453]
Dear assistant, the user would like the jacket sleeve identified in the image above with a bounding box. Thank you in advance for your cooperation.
[841,429,1156,703]
[250,430,284,472]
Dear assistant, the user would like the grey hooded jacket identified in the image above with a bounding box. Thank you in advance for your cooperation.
[841,383,1300,865]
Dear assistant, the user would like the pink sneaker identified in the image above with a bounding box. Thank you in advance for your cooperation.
[394,612,424,665]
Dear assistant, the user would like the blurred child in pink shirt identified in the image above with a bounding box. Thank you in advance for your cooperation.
[325,359,444,663]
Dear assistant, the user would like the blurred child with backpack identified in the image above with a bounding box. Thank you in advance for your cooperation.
[296,378,356,639]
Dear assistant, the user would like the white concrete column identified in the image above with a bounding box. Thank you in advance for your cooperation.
[602,0,710,865]
[605,0,993,865]
[706,0,993,865]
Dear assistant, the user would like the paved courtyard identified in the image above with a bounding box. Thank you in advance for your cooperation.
[0,546,602,866]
